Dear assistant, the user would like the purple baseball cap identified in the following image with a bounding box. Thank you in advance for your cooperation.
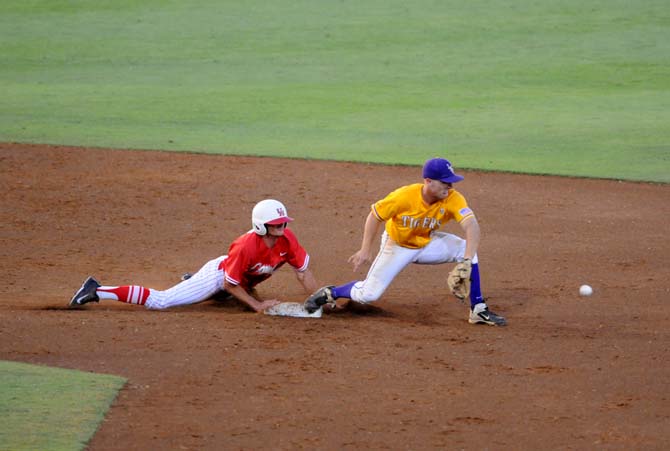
[422,158,464,183]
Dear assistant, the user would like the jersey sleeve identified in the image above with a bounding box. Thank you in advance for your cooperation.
[283,228,310,272]
[448,190,475,223]
[372,186,407,221]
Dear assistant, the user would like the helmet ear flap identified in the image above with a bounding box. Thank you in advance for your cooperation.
[253,222,267,236]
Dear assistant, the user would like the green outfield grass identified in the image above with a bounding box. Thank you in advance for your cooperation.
[1,0,668,182]
[0,361,126,451]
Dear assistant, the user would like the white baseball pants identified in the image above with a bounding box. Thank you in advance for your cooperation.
[145,256,227,310]
[350,231,476,303]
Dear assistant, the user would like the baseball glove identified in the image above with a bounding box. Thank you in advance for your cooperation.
[447,258,472,300]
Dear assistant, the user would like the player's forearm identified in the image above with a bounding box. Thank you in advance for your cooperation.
[462,217,481,259]
[224,282,263,312]
[464,239,479,260]
[360,212,383,253]
[295,268,319,293]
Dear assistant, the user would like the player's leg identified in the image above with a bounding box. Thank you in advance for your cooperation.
[68,277,153,307]
[413,232,479,303]
[144,256,226,310]
[415,232,505,325]
[413,232,466,263]
[346,233,417,303]
[69,256,227,310]
[304,233,417,312]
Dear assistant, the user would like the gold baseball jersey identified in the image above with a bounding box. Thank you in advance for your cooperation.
[372,183,474,249]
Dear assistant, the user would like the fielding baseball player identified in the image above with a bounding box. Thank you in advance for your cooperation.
[69,199,319,312]
[304,157,506,326]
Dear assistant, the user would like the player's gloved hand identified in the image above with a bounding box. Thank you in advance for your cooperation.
[447,258,472,301]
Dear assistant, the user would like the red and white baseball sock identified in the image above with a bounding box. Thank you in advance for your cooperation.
[97,285,150,305]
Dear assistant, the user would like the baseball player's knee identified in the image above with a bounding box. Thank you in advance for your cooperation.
[146,303,168,310]
[357,293,381,303]
[145,292,170,310]
[352,285,384,304]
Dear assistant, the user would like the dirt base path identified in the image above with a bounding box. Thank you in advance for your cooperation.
[1,143,669,450]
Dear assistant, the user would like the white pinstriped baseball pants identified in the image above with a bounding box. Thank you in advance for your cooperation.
[349,231,476,304]
[145,256,227,310]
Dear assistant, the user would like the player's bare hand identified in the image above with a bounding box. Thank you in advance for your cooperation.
[255,299,281,312]
[348,249,371,272]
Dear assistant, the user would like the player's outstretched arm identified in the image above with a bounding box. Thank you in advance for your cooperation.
[295,268,319,294]
[348,211,384,272]
[223,280,280,313]
[460,216,481,260]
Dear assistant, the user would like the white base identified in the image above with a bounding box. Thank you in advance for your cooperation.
[264,302,322,318]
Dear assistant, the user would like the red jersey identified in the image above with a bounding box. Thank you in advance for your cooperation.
[221,228,309,289]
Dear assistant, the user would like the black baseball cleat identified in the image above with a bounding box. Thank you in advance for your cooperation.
[69,276,101,307]
[304,286,335,313]
[469,303,506,326]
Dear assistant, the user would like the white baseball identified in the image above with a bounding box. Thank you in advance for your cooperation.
[579,284,593,296]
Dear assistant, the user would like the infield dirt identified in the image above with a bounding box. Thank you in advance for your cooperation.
[1,143,669,450]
